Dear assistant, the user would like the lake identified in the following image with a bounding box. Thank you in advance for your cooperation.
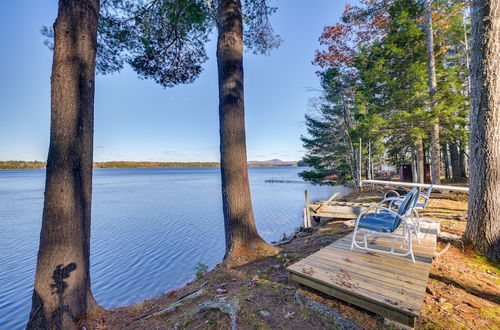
[0,167,348,329]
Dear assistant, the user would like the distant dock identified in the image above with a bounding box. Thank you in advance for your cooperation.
[265,178,306,184]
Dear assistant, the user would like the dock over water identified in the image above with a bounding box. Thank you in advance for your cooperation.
[288,219,440,327]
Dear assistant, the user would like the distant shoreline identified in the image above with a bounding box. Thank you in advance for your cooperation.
[0,160,300,170]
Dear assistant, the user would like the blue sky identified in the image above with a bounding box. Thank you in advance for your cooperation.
[0,0,349,162]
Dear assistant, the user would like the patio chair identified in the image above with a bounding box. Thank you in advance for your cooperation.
[380,185,432,237]
[350,188,419,263]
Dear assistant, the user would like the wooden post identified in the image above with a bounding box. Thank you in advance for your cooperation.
[304,190,311,228]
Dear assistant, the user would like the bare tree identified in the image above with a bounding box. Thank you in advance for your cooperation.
[464,0,500,262]
[27,0,101,328]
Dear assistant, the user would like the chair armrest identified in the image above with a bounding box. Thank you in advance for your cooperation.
[419,193,429,200]
[359,205,401,218]
[378,197,403,205]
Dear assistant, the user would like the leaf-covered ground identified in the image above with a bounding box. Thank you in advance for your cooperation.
[86,188,498,329]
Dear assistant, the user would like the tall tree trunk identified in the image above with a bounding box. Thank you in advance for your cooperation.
[424,0,442,184]
[411,150,418,183]
[464,0,500,262]
[459,142,468,178]
[416,137,425,183]
[27,1,100,328]
[442,144,450,180]
[216,0,278,265]
[450,143,462,181]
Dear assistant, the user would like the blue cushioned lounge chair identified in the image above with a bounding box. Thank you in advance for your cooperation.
[350,188,420,263]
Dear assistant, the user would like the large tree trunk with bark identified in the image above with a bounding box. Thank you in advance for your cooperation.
[27,0,100,328]
[464,0,500,262]
[216,0,278,266]
[424,0,442,184]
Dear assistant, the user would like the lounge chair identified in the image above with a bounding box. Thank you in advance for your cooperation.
[351,188,420,263]
[380,185,432,237]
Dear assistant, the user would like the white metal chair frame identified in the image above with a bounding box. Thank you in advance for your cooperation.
[350,190,420,263]
[391,185,433,210]
[377,197,421,239]
[385,185,433,237]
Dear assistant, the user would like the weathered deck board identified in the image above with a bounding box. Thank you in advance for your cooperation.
[288,219,439,327]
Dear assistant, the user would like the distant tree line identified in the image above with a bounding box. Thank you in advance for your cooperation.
[0,161,46,169]
[94,161,220,168]
[0,160,297,169]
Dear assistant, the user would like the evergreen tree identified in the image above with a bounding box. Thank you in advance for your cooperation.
[300,68,360,184]
[309,0,471,184]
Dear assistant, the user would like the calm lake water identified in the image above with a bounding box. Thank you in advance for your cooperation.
[0,167,348,329]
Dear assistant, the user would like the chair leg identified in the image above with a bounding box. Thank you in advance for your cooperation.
[408,228,415,263]
[350,227,357,250]
[413,209,420,234]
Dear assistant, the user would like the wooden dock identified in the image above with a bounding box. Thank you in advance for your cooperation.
[304,191,365,227]
[288,219,440,328]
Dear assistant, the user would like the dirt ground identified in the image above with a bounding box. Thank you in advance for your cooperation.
[91,187,498,330]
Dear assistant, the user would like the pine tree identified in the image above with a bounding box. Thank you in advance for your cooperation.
[464,0,500,262]
[28,1,100,328]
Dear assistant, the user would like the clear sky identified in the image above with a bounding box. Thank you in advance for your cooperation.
[0,0,349,162]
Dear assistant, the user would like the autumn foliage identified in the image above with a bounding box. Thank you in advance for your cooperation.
[314,1,389,69]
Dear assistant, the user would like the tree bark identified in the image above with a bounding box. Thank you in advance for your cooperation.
[464,0,500,262]
[412,151,418,183]
[27,0,100,328]
[442,144,450,180]
[424,0,442,184]
[459,142,468,178]
[216,0,278,265]
[416,136,425,183]
[450,143,462,181]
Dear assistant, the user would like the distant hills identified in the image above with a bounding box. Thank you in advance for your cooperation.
[0,160,301,169]
[247,159,298,166]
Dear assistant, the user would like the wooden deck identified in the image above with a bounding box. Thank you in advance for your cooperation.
[288,219,440,327]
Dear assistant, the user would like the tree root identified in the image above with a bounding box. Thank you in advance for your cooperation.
[435,243,451,258]
[138,289,206,320]
[294,291,361,330]
[224,241,281,267]
[196,299,239,330]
